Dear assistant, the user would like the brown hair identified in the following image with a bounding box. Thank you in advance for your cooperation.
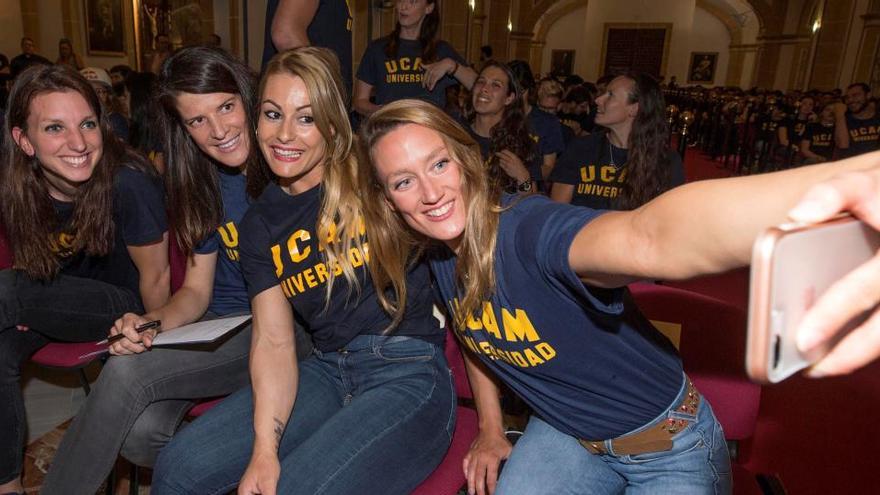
[1,64,153,280]
[155,46,260,256]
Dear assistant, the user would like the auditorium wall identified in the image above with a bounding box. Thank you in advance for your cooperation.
[540,0,731,85]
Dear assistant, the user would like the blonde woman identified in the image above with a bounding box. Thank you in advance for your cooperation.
[152,48,453,495]
[357,99,878,495]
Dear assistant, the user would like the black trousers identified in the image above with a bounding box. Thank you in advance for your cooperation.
[0,269,142,483]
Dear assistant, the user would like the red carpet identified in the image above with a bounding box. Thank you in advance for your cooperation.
[674,150,880,494]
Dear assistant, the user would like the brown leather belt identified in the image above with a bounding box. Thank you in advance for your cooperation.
[578,378,701,456]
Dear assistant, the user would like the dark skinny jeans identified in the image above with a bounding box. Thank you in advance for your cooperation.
[0,269,141,484]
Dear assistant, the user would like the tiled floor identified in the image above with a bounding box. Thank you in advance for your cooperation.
[21,361,98,442]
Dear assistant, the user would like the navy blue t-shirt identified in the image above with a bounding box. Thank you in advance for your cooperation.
[550,132,685,210]
[528,107,564,160]
[261,0,354,94]
[841,113,880,158]
[430,195,682,439]
[193,169,250,315]
[238,182,442,352]
[356,37,465,109]
[467,127,543,187]
[780,115,810,145]
[53,166,166,304]
[802,122,835,161]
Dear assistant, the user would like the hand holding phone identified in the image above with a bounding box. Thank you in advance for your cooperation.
[746,216,880,383]
[748,163,880,382]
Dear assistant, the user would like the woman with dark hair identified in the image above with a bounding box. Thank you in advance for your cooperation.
[152,47,452,495]
[353,0,477,117]
[42,46,310,494]
[358,99,879,495]
[551,72,685,210]
[0,64,169,495]
[467,61,539,193]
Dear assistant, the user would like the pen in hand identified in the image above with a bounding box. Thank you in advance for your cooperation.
[101,320,162,345]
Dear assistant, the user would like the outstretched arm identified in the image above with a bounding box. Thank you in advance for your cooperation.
[570,152,879,287]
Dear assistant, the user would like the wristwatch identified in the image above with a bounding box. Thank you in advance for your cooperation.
[516,179,533,192]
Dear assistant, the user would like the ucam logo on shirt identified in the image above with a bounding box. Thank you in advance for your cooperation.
[450,298,558,369]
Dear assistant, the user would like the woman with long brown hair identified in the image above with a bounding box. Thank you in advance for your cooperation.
[466,60,540,193]
[358,99,879,494]
[152,47,452,495]
[551,72,685,210]
[0,64,169,495]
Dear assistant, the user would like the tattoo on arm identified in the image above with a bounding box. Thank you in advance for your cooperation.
[273,418,285,449]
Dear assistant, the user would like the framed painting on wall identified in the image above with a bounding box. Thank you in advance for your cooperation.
[551,50,575,77]
[84,0,126,55]
[688,52,718,84]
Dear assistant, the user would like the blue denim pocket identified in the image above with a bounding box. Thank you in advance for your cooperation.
[621,424,706,464]
[374,337,436,362]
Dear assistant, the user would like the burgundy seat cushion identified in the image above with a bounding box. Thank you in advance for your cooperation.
[30,341,106,368]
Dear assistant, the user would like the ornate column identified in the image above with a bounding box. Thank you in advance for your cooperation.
[855,0,880,90]
[19,0,40,48]
[808,0,856,89]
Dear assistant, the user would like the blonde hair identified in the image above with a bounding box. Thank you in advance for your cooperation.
[358,99,502,329]
[261,47,363,304]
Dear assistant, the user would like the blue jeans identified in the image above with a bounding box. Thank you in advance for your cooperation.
[0,269,142,484]
[152,335,455,495]
[495,376,731,495]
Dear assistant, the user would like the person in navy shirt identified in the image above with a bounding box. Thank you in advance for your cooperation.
[465,61,540,194]
[353,0,477,117]
[508,60,565,182]
[551,73,684,210]
[0,65,169,495]
[261,0,353,94]
[359,99,879,494]
[43,47,313,493]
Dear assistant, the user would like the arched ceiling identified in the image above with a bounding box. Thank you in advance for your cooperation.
[529,0,768,45]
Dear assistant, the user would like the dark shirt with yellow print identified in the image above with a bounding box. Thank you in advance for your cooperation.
[550,132,685,210]
[193,169,250,316]
[840,112,880,158]
[356,36,465,109]
[52,166,166,305]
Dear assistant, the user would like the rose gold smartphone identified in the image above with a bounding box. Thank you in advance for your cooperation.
[747,215,880,383]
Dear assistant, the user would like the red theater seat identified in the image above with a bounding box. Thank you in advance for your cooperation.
[411,326,480,495]
[629,282,782,494]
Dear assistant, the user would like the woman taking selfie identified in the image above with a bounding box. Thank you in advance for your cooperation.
[0,64,168,495]
[152,47,452,495]
[357,99,877,495]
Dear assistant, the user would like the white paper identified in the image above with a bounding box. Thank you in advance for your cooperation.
[78,315,252,360]
[151,315,252,346]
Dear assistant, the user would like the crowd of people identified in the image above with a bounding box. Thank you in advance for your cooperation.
[3,3,880,494]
